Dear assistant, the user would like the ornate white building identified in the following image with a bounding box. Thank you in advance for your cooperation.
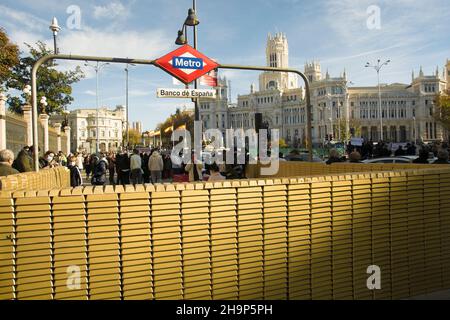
[50,105,126,153]
[199,33,450,146]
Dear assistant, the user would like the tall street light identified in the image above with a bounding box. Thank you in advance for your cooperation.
[175,0,200,121]
[49,17,61,54]
[125,63,136,149]
[365,59,390,141]
[84,61,110,154]
[326,94,334,141]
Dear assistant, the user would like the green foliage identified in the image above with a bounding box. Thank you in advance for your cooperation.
[433,90,450,132]
[0,28,20,91]
[6,40,84,114]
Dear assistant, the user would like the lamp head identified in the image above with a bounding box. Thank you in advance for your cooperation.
[49,17,61,34]
[185,8,200,26]
[175,30,187,45]
[23,85,31,95]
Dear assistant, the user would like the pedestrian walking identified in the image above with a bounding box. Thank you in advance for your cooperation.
[148,150,164,183]
[130,149,143,184]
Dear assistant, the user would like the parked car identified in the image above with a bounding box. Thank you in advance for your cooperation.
[362,157,413,164]
[286,153,323,162]
[398,155,437,164]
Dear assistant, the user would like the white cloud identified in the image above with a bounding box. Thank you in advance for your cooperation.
[0,4,48,32]
[58,27,171,60]
[84,90,96,96]
[129,89,151,97]
[93,1,130,20]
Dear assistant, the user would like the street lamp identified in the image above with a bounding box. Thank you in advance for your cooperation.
[326,94,334,141]
[23,85,31,105]
[125,63,136,149]
[39,96,48,114]
[84,61,110,154]
[175,0,200,121]
[49,17,61,54]
[365,59,390,141]
[62,110,70,128]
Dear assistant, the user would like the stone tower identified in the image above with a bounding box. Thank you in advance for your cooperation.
[266,32,289,68]
[259,33,298,91]
[304,61,322,83]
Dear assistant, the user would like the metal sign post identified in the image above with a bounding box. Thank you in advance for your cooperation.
[31,54,312,171]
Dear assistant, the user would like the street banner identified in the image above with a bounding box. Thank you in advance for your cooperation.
[350,137,364,146]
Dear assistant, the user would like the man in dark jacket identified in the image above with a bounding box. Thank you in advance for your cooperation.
[0,149,20,177]
[412,149,429,164]
[116,150,130,185]
[13,146,34,172]
[91,154,108,185]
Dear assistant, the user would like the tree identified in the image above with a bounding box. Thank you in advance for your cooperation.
[433,90,450,140]
[0,28,19,92]
[157,107,194,146]
[6,40,84,114]
[127,129,142,146]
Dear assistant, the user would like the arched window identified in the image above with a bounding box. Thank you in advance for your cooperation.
[268,81,277,89]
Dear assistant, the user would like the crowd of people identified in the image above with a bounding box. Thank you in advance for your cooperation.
[0,145,233,186]
[2,140,450,185]
[325,140,450,164]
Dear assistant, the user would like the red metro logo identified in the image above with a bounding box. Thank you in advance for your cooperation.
[155,44,219,84]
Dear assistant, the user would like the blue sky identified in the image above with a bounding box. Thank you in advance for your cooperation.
[1,0,449,130]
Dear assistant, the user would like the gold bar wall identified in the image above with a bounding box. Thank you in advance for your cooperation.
[1,166,450,300]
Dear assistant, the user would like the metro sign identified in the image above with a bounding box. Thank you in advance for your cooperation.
[155,45,219,84]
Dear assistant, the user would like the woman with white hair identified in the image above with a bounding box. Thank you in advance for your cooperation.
[0,149,19,177]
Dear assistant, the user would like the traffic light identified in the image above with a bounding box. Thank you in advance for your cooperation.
[325,134,329,141]
[350,128,355,135]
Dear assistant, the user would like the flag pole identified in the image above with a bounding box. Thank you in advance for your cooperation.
[172,125,174,150]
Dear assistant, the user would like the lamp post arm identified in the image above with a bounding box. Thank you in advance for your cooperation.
[31,54,157,171]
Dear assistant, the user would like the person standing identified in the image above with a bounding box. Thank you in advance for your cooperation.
[107,152,116,185]
[185,153,203,182]
[130,149,143,184]
[76,153,84,171]
[163,154,173,180]
[116,150,131,185]
[148,150,164,183]
[13,146,34,173]
[432,149,449,164]
[412,149,430,164]
[207,163,225,181]
[0,149,19,177]
[142,152,150,183]
[67,155,82,187]
[39,151,56,169]
[84,154,92,179]
[91,154,108,186]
